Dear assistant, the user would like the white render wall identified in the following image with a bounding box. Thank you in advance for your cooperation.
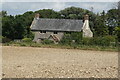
[82,20,93,37]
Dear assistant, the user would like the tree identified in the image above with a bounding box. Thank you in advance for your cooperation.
[2,11,34,40]
[22,11,34,38]
[117,1,120,42]
[68,14,78,19]
[0,11,7,17]
[107,9,119,35]
[118,1,120,26]
[2,15,15,39]
[94,11,109,36]
[35,9,61,18]
[13,15,26,39]
[60,7,85,19]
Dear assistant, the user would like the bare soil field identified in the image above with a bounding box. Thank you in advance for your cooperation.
[2,46,118,78]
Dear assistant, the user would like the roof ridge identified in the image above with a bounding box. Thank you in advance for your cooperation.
[39,18,83,21]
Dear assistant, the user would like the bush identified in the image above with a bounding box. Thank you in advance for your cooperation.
[2,36,11,43]
[75,35,116,47]
[60,32,116,47]
[82,37,91,45]
[22,38,32,42]
[42,39,54,44]
[19,43,27,46]
[60,32,83,45]
[86,36,116,46]
[60,34,72,45]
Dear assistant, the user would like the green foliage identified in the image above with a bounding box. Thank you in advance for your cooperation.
[2,36,11,43]
[35,9,61,18]
[107,9,119,35]
[42,39,54,44]
[2,11,34,40]
[61,33,116,47]
[2,15,15,39]
[115,26,120,42]
[1,6,119,47]
[60,32,83,45]
[22,38,32,42]
[60,6,96,20]
[94,10,109,37]
[81,36,116,46]
[0,36,2,43]
[92,37,110,46]
[24,31,34,40]
[60,7,84,19]
[70,32,83,44]
[0,11,7,17]
[82,38,92,45]
[13,15,26,39]
[60,34,72,45]
[69,14,78,19]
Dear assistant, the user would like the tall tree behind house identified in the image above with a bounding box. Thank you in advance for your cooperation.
[94,10,109,37]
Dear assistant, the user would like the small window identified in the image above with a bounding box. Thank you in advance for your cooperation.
[54,31,58,34]
[40,31,42,33]
[43,31,46,33]
[40,31,46,33]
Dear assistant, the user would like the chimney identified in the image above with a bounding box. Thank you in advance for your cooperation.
[35,13,40,20]
[82,14,93,37]
[84,14,89,20]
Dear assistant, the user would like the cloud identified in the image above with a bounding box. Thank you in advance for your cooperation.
[53,2,66,11]
[2,2,67,15]
[2,2,115,15]
[69,2,114,13]
[2,0,120,2]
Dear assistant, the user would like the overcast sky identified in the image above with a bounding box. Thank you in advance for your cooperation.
[1,2,118,15]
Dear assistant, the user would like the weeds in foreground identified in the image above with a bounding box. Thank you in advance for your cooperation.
[2,41,118,52]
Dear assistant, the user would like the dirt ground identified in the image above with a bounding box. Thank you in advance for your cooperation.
[2,46,118,78]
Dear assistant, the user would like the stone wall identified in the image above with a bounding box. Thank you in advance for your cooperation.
[33,31,64,43]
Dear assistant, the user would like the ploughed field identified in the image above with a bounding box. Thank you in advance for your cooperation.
[2,46,118,78]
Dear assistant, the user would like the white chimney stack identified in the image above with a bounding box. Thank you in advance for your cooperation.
[82,14,93,37]
[35,13,40,20]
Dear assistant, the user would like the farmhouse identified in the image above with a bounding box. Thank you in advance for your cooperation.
[30,13,93,43]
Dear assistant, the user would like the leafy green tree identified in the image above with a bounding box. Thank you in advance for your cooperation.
[115,27,120,42]
[117,1,120,42]
[107,9,119,35]
[69,14,78,19]
[35,9,61,18]
[60,7,85,19]
[94,11,109,36]
[22,11,34,38]
[0,11,7,17]
[2,15,15,39]
[2,11,30,40]
[13,15,26,39]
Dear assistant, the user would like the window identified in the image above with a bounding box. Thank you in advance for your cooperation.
[54,31,58,34]
[40,31,42,33]
[40,31,46,33]
[43,31,46,33]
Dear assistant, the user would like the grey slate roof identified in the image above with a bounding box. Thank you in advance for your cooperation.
[31,18,83,32]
